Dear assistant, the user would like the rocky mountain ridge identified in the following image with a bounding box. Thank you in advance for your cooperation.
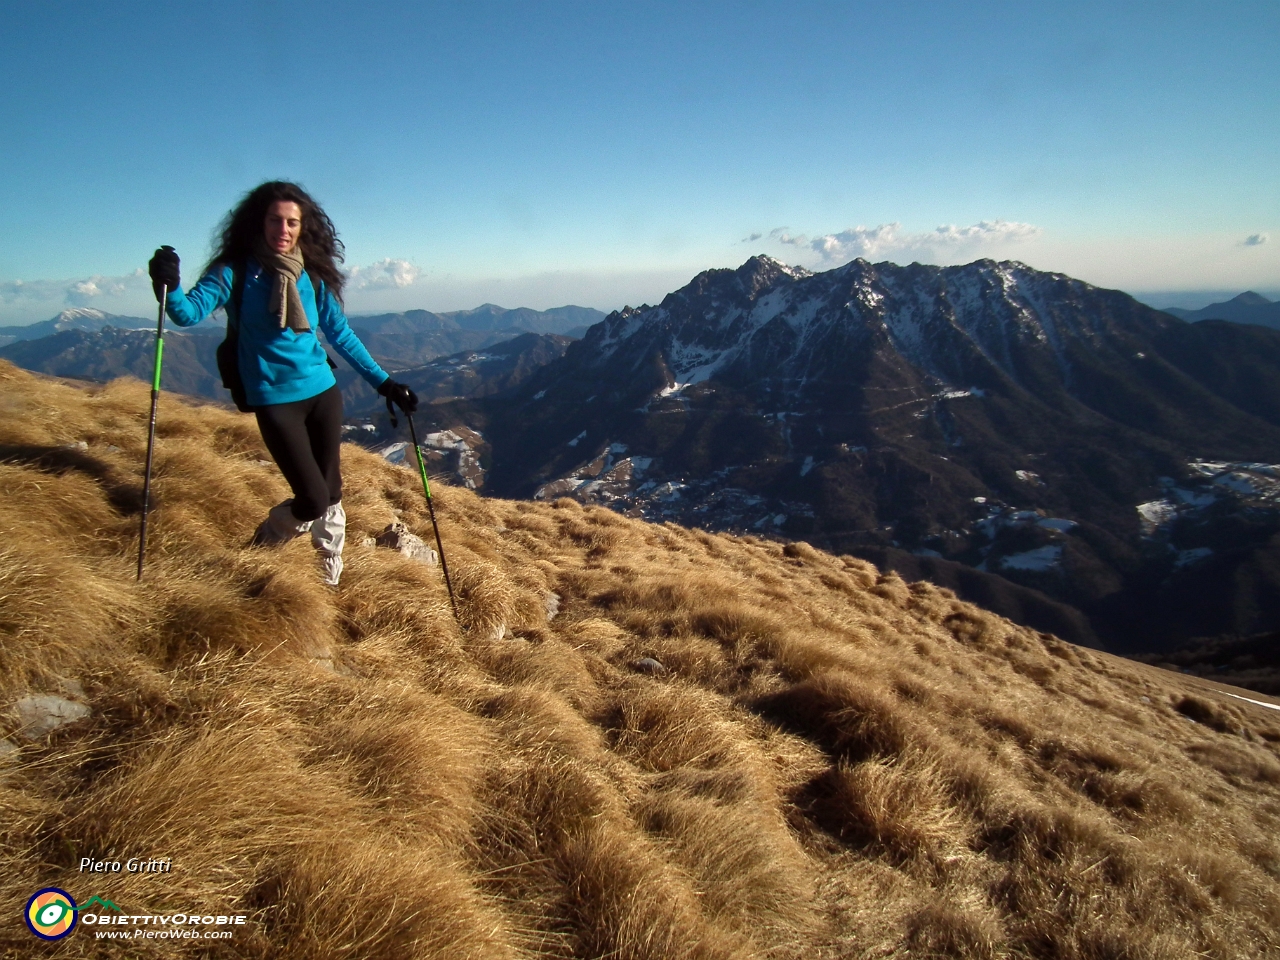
[0,308,163,349]
[0,325,226,399]
[424,256,1280,653]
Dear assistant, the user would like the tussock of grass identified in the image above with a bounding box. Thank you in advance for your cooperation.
[2,360,1280,957]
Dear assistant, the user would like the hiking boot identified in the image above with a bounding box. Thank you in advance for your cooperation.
[251,500,313,547]
[311,501,346,586]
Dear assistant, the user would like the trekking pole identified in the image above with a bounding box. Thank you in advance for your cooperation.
[386,397,458,620]
[408,413,459,620]
[136,284,167,580]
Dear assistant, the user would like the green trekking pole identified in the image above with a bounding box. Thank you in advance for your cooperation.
[137,283,167,580]
[406,412,459,621]
[385,395,458,620]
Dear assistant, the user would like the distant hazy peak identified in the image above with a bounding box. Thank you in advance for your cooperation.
[1161,291,1280,330]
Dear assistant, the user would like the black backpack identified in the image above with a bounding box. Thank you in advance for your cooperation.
[216,261,334,412]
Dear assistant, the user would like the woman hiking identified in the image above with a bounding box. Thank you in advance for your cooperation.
[147,180,418,586]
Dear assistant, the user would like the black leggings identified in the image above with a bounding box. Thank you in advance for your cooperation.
[254,385,344,522]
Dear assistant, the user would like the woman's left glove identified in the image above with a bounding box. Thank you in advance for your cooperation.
[378,378,419,415]
[148,246,180,301]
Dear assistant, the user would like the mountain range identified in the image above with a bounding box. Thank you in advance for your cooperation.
[415,256,1280,655]
[335,332,576,416]
[0,307,166,349]
[0,325,227,398]
[7,271,1280,657]
[0,303,601,406]
[343,304,600,369]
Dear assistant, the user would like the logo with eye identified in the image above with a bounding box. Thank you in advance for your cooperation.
[25,888,78,940]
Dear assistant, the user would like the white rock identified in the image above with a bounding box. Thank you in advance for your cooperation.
[13,696,91,741]
[374,522,438,565]
[544,591,561,621]
[0,739,19,760]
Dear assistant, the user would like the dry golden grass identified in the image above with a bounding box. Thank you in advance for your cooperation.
[2,359,1280,958]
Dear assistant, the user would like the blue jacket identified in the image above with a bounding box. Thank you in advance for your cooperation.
[164,260,389,407]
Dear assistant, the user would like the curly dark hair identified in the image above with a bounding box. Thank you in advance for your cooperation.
[206,181,346,299]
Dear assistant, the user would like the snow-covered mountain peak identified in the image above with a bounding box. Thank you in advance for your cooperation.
[749,255,812,279]
[566,255,1172,407]
[53,308,111,326]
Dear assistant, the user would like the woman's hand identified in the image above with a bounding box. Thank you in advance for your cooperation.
[378,378,419,415]
[148,246,180,301]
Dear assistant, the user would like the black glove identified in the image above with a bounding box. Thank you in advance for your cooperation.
[378,378,418,415]
[148,246,180,302]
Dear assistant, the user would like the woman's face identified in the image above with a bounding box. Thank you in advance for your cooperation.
[264,201,303,254]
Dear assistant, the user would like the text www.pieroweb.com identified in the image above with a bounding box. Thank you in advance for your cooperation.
[85,913,246,940]
[96,928,234,940]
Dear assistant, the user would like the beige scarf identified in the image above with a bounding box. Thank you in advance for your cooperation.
[253,240,310,332]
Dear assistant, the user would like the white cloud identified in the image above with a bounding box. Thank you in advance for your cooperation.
[768,227,811,247]
[346,258,422,290]
[1244,233,1269,246]
[762,219,1042,264]
[68,280,103,301]
[66,273,136,305]
[928,219,1042,245]
[0,269,152,323]
[809,223,907,260]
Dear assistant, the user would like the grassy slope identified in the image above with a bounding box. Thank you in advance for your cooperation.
[1,359,1279,960]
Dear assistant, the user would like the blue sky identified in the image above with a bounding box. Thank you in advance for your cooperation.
[1,0,1277,324]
